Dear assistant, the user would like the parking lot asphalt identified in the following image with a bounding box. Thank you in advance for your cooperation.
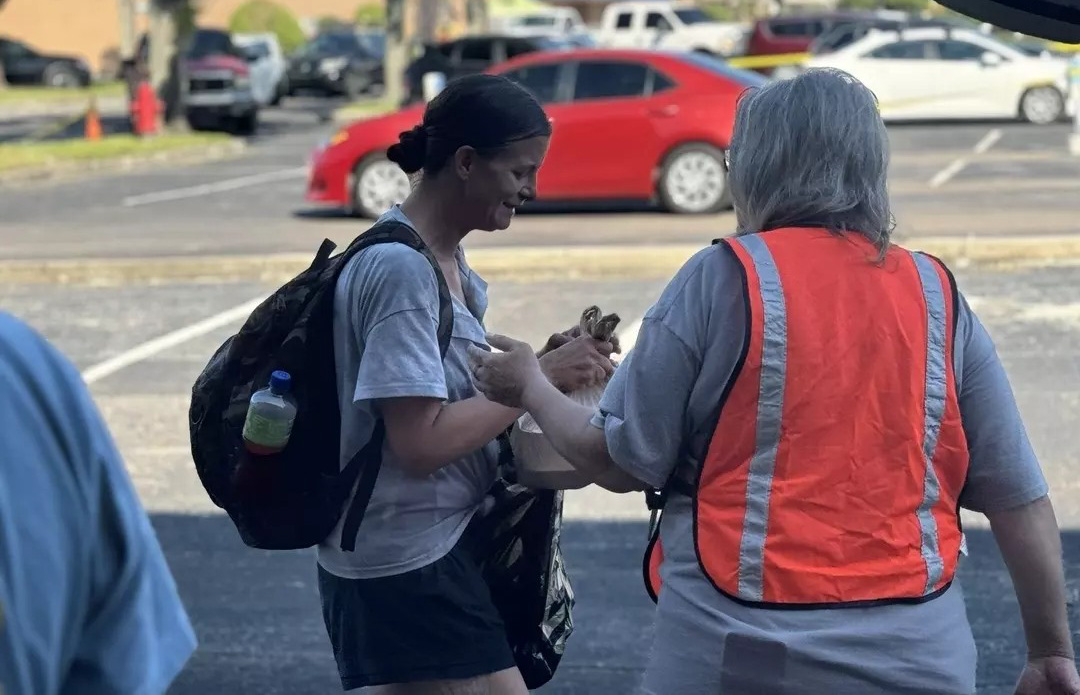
[0,119,1076,261]
[2,258,1079,694]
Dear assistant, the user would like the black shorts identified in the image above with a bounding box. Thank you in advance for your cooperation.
[317,535,516,690]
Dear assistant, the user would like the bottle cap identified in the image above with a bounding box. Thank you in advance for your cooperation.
[269,370,291,395]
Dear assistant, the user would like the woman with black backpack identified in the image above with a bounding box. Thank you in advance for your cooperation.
[317,74,616,694]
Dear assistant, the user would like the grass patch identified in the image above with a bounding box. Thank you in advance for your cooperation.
[333,97,398,122]
[0,82,126,105]
[0,132,232,173]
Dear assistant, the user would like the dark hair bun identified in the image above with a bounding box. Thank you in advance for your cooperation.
[386,125,428,174]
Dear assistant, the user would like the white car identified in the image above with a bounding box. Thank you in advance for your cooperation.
[803,26,1072,125]
[596,1,748,58]
[234,32,288,106]
[490,7,588,37]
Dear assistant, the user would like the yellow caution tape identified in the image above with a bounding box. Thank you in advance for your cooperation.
[727,52,810,69]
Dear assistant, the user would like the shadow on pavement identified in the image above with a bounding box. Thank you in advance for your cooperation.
[157,513,1078,695]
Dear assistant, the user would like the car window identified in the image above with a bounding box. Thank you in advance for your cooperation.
[506,38,540,58]
[0,40,33,59]
[935,39,988,61]
[769,20,811,37]
[673,8,710,24]
[503,63,561,103]
[188,30,239,59]
[460,39,493,62]
[677,51,769,88]
[645,12,673,31]
[614,12,633,29]
[866,40,933,60]
[651,69,676,94]
[573,60,648,101]
[811,24,865,54]
[242,42,271,60]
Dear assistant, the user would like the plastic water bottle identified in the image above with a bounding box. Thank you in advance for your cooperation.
[242,370,298,455]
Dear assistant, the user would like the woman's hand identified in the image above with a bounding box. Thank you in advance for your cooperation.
[539,334,615,393]
[468,333,546,409]
[1015,656,1080,695]
[538,325,622,358]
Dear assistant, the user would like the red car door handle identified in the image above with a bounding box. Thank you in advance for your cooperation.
[649,104,680,117]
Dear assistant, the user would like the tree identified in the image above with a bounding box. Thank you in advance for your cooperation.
[0,0,9,89]
[837,0,932,12]
[355,2,386,27]
[148,0,199,127]
[229,0,306,54]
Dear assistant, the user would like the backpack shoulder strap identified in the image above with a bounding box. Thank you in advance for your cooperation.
[335,220,457,553]
[341,220,455,359]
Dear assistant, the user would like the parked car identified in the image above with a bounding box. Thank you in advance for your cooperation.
[286,30,383,98]
[182,29,260,134]
[307,49,767,218]
[595,2,748,57]
[0,37,91,87]
[489,7,588,37]
[803,26,1073,124]
[234,32,288,106]
[744,11,902,56]
[402,34,576,105]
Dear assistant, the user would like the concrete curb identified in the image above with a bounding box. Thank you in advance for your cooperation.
[0,139,247,187]
[1,235,1079,286]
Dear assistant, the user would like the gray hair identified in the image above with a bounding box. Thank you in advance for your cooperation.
[727,68,894,254]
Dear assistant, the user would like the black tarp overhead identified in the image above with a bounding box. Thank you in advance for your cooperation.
[936,0,1080,42]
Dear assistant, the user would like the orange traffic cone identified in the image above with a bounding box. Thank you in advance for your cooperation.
[85,97,103,141]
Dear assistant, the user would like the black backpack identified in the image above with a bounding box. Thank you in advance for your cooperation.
[187,220,453,551]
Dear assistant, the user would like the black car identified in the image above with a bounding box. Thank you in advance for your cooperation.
[287,30,383,98]
[0,37,92,88]
[402,34,571,105]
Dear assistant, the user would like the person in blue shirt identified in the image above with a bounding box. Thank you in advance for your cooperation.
[0,312,197,695]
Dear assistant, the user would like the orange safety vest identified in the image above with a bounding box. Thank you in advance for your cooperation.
[645,227,970,608]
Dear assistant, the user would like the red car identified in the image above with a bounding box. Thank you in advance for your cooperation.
[306,49,767,217]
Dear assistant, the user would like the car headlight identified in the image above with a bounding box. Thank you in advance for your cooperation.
[234,75,251,89]
[320,57,349,74]
[329,129,349,146]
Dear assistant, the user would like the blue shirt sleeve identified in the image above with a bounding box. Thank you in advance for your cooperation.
[0,313,196,695]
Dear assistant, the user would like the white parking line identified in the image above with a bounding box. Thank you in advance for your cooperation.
[973,128,1003,154]
[122,166,308,207]
[81,297,264,385]
[929,158,970,188]
[928,128,1002,189]
[82,304,647,386]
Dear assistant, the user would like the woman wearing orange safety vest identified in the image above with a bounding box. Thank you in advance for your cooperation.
[469,68,1080,694]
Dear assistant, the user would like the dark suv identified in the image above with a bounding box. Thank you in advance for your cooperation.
[0,37,92,88]
[286,30,384,98]
[402,34,572,105]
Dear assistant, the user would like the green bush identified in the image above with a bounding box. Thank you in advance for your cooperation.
[837,0,931,11]
[229,0,307,54]
[354,2,386,27]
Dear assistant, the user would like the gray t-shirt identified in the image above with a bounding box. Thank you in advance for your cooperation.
[318,207,499,579]
[591,241,1049,695]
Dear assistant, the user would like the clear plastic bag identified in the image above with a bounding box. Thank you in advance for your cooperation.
[511,306,620,490]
